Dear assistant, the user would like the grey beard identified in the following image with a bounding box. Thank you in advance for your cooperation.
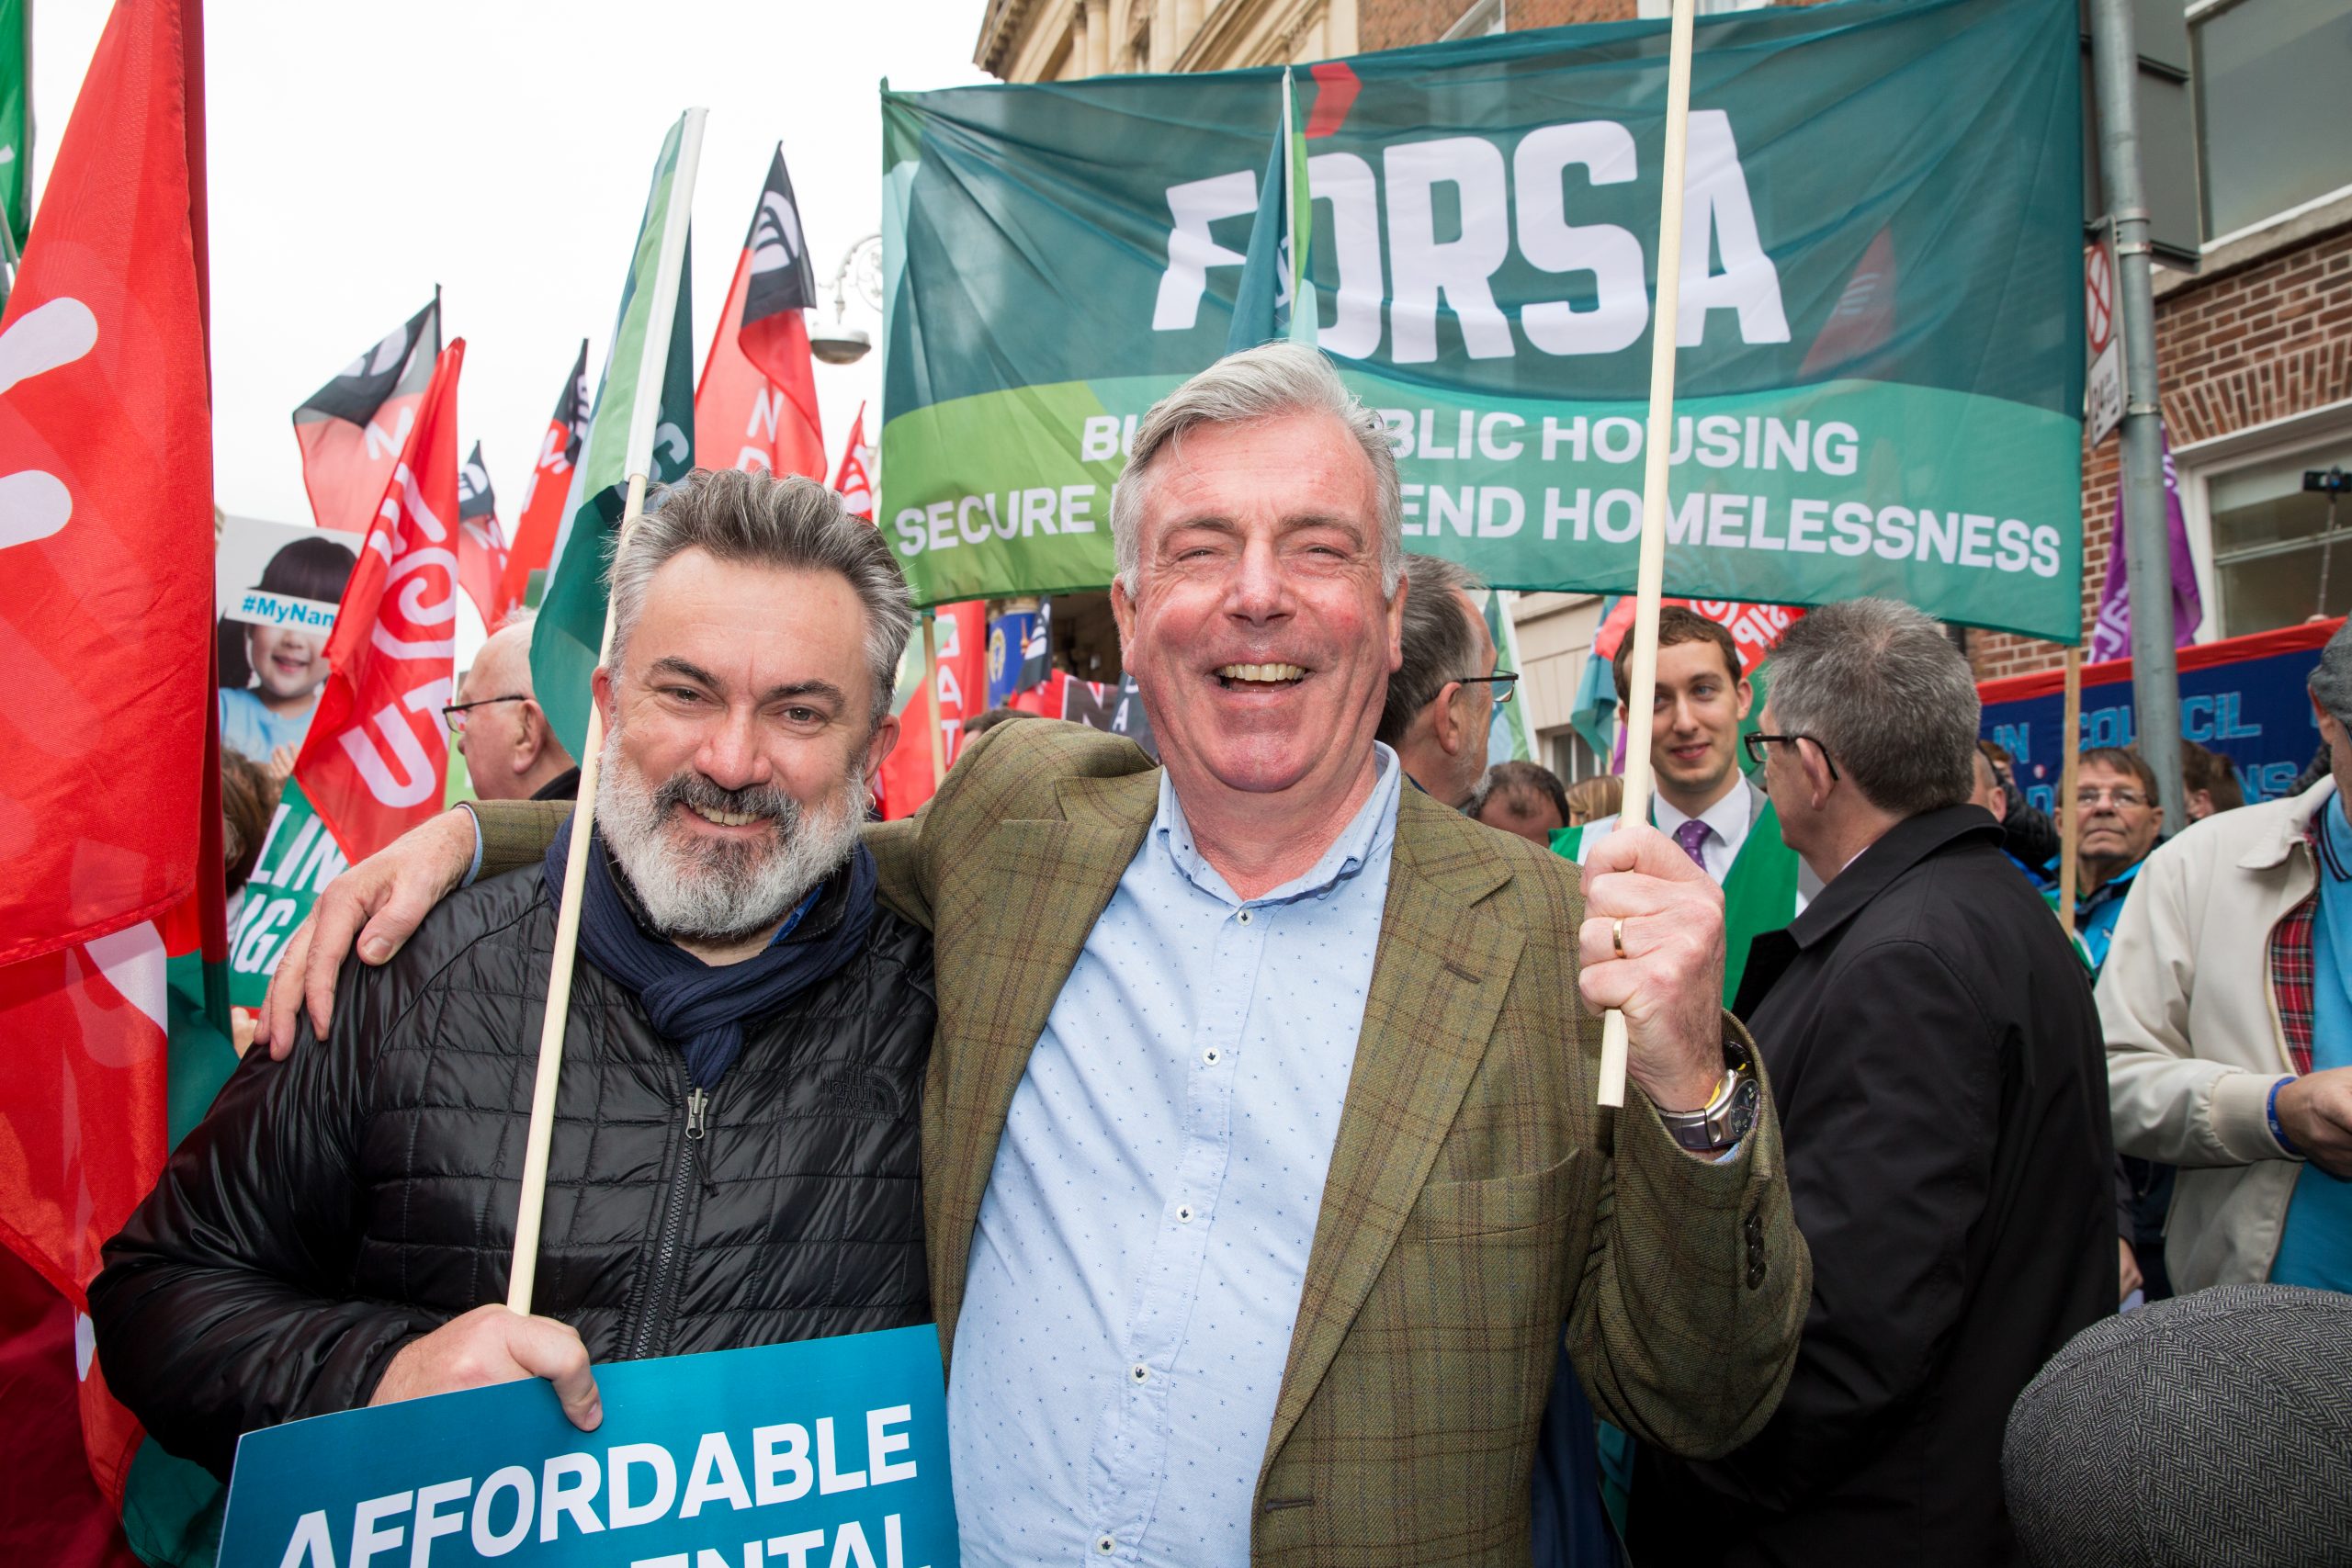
[595,728,866,946]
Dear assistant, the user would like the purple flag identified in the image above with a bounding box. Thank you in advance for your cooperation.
[2088,434,2201,661]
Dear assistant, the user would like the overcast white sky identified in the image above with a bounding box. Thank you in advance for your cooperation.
[33,0,992,655]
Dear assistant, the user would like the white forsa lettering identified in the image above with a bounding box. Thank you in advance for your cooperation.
[1152,110,1788,361]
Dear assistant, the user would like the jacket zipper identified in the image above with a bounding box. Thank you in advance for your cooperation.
[627,1069,707,1360]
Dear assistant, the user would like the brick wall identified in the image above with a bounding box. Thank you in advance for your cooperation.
[1969,221,2352,681]
[1358,0,1631,55]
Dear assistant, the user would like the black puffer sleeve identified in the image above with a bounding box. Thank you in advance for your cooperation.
[89,948,443,1480]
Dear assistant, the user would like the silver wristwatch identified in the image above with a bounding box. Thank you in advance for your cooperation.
[1657,1037,1762,1153]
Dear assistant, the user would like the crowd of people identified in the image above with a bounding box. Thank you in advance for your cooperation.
[96,343,2349,1566]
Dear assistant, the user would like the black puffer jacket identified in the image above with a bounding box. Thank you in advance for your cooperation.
[90,858,934,1481]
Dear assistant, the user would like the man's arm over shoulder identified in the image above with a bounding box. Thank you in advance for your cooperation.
[472,796,574,880]
[90,944,445,1479]
[2099,826,2288,1167]
[867,719,1155,931]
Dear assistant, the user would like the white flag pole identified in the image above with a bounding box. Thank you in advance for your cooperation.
[508,107,708,1314]
[1599,0,1698,1110]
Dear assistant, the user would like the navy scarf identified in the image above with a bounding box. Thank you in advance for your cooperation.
[542,817,879,1089]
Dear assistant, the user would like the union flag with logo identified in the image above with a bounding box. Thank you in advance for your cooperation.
[694,143,824,479]
[295,340,467,861]
[833,401,876,520]
[457,438,515,628]
[292,296,440,535]
[502,336,589,612]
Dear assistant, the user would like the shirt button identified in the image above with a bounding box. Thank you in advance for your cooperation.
[1176,1204,1195,1223]
[1130,1362,1151,1383]
[1237,908,1253,925]
[1096,1535,1116,1554]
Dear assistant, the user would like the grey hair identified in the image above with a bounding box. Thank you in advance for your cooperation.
[1109,341,1402,596]
[2309,621,2352,728]
[1378,553,1485,747]
[1765,598,1979,817]
[607,468,915,728]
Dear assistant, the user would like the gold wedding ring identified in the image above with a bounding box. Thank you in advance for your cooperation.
[1611,918,1627,960]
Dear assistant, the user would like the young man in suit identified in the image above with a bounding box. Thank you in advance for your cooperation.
[262,344,1809,1568]
[1553,607,1819,1005]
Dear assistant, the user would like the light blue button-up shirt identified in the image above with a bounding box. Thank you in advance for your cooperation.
[948,747,1404,1567]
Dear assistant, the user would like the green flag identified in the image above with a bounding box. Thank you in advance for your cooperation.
[880,0,2087,630]
[0,0,28,249]
[223,779,346,1011]
[1226,70,1316,356]
[532,113,703,761]
[1484,588,1533,765]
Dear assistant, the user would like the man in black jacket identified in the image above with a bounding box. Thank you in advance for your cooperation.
[1630,598,2113,1567]
[90,469,936,1479]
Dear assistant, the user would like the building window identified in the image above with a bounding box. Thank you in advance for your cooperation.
[2190,0,2352,243]
[1548,728,1607,785]
[1442,0,1506,39]
[2199,431,2352,636]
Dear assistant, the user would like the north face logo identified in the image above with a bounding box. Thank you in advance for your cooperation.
[826,1067,899,1120]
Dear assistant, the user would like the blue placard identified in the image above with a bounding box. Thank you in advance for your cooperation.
[218,1325,958,1568]
[1983,637,2328,813]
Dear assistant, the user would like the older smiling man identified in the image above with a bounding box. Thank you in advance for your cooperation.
[258,344,1806,1567]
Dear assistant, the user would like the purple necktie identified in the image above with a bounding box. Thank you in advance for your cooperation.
[1673,818,1712,870]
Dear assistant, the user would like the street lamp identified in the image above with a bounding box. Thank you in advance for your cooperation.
[809,231,883,366]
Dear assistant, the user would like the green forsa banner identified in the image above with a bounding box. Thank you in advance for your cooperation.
[880,0,2086,640]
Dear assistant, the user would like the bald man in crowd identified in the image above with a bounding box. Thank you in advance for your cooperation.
[448,615,577,801]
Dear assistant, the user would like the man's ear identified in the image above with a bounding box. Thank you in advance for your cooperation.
[865,712,901,788]
[1386,568,1408,673]
[1430,682,1470,757]
[1804,744,1838,811]
[591,666,616,732]
[1110,578,1136,669]
[1733,673,1755,722]
[514,701,547,772]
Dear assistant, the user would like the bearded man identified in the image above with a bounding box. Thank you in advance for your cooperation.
[88,470,936,1479]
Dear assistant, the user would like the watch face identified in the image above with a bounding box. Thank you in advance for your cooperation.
[1728,1077,1763,1141]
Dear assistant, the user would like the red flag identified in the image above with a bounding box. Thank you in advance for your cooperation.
[292,296,440,535]
[833,401,875,520]
[295,342,466,862]
[878,603,987,819]
[694,145,824,479]
[457,439,516,628]
[502,337,588,612]
[0,0,212,966]
[0,0,220,1521]
[1592,595,1804,675]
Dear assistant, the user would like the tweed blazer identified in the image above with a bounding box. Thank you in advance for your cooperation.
[475,720,1808,1566]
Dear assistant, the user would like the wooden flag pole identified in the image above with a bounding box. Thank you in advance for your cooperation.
[2056,643,2084,937]
[1599,0,1701,1110]
[509,109,707,1315]
[923,615,948,787]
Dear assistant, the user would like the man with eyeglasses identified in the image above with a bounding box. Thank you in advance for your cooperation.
[445,614,578,802]
[1630,599,2112,1568]
[1374,553,1510,808]
[2066,747,2165,975]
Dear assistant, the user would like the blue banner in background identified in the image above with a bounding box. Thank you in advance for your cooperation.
[1979,623,2335,814]
[219,1325,957,1568]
